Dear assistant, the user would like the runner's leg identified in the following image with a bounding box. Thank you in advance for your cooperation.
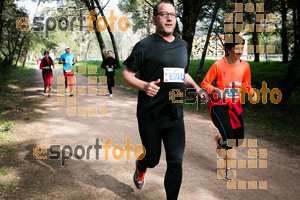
[234,113,245,146]
[210,105,235,149]
[64,70,68,89]
[43,74,47,93]
[48,72,53,93]
[137,117,164,170]
[107,74,113,94]
[163,116,185,200]
[68,71,74,93]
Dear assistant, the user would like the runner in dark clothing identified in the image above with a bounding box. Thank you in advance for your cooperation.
[101,50,120,98]
[122,1,200,199]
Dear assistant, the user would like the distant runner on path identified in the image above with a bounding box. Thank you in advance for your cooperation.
[101,50,120,98]
[39,51,54,97]
[59,46,75,96]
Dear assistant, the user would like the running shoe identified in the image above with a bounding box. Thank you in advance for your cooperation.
[70,92,74,97]
[214,135,222,149]
[133,161,146,190]
[48,91,51,97]
[65,88,68,93]
[109,94,113,98]
[44,90,47,94]
[224,167,235,181]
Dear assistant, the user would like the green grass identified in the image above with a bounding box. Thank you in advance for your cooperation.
[0,64,36,98]
[0,169,10,176]
[0,64,34,152]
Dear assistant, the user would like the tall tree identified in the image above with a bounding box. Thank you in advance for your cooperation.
[94,0,119,62]
[281,0,300,105]
[281,0,289,63]
[82,0,107,59]
[198,0,220,70]
[181,0,204,59]
[118,0,159,36]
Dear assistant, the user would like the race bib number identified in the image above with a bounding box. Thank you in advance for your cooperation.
[164,68,184,83]
[224,88,239,98]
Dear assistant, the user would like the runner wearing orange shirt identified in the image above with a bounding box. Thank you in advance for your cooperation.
[201,37,257,180]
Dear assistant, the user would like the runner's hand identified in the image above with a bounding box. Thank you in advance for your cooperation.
[145,79,160,97]
[250,89,257,101]
[106,65,109,69]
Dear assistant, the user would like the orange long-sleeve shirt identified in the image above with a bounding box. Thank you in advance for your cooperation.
[201,57,252,103]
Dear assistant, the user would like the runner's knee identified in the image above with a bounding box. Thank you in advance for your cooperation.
[147,158,160,168]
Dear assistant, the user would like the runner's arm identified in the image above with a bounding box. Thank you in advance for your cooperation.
[122,66,160,97]
[201,63,218,94]
[39,60,43,69]
[40,60,50,69]
[184,73,201,93]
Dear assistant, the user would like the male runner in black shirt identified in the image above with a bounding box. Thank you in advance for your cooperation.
[122,1,201,199]
[101,50,120,97]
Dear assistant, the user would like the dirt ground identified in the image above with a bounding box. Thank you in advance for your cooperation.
[0,67,299,200]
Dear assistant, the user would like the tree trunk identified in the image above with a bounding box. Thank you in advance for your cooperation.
[281,0,300,105]
[293,6,297,47]
[0,0,5,38]
[198,0,220,71]
[83,0,106,60]
[94,0,119,62]
[252,31,259,62]
[182,0,203,63]
[85,39,91,61]
[15,33,28,66]
[281,0,289,63]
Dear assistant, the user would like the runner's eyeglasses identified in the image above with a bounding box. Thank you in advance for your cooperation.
[156,12,177,18]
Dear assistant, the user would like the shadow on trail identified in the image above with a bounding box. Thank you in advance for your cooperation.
[1,141,140,199]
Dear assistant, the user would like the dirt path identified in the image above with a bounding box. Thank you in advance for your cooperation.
[1,68,299,200]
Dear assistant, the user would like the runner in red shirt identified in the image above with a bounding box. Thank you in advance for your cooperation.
[40,51,55,97]
[201,35,257,180]
[35,55,40,65]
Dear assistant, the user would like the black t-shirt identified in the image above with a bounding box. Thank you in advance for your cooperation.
[123,33,189,119]
[101,57,120,76]
[42,57,53,74]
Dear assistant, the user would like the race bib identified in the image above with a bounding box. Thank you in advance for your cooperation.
[229,81,242,87]
[224,88,239,98]
[108,68,114,72]
[163,68,184,83]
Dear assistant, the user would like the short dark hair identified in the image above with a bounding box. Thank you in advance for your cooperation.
[224,34,245,51]
[107,50,113,54]
[44,51,49,55]
[153,0,175,16]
